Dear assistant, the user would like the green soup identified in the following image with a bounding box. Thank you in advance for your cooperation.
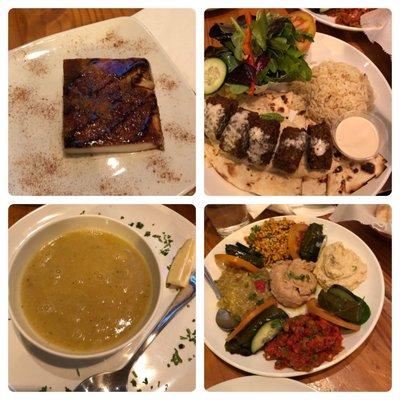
[20,229,153,352]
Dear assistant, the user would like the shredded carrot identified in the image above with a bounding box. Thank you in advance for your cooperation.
[249,81,255,96]
[226,297,277,342]
[243,11,255,96]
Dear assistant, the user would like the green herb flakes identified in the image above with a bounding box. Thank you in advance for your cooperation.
[170,348,183,365]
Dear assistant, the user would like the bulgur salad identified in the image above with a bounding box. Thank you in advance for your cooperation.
[208,216,377,373]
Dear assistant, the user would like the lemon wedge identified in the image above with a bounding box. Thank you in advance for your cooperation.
[167,238,195,287]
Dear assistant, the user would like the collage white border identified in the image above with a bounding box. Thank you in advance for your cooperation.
[1,0,398,398]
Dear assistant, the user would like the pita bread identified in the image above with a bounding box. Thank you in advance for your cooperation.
[207,144,302,195]
[343,155,387,193]
[301,177,327,195]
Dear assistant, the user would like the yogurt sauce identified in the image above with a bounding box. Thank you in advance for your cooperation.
[335,116,379,160]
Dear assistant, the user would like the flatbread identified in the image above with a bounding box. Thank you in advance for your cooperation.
[301,177,327,195]
[206,143,302,195]
[240,91,292,118]
[344,155,387,193]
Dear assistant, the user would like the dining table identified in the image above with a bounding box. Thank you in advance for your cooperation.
[204,8,392,195]
[204,206,391,391]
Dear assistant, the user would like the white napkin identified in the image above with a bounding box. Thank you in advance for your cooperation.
[329,204,391,236]
[246,205,270,219]
[361,9,391,55]
[133,9,195,90]
[246,204,306,219]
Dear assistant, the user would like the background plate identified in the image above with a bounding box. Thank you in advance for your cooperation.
[208,376,315,392]
[303,8,385,32]
[9,205,196,391]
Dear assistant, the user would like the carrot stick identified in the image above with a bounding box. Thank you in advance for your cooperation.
[214,254,260,274]
[243,11,255,96]
[307,298,360,332]
[226,297,277,342]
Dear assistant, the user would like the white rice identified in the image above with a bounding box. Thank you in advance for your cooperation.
[290,61,374,126]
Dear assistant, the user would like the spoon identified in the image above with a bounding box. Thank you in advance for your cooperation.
[74,274,196,392]
[204,267,238,331]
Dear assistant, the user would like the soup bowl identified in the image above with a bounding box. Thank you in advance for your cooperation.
[9,215,161,360]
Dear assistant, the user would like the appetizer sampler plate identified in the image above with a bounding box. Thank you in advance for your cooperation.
[204,32,392,196]
[208,376,315,392]
[204,216,384,377]
[303,9,385,32]
[9,14,195,195]
[9,205,196,391]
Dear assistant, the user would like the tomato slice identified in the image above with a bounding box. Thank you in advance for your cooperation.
[290,10,316,53]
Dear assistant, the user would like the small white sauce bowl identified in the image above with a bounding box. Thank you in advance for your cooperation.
[332,111,387,162]
[9,215,161,361]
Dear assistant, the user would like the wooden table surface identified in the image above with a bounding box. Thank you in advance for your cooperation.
[204,208,391,391]
[204,8,392,194]
[8,9,141,50]
[8,204,195,228]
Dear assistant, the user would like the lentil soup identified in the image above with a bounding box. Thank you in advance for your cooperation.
[20,229,153,353]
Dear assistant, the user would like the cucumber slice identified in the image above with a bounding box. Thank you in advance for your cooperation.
[251,319,283,354]
[204,58,227,94]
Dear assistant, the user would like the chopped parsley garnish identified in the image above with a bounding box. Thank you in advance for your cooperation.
[143,377,148,385]
[39,386,48,392]
[136,221,144,229]
[144,231,151,237]
[170,348,183,365]
[260,112,284,122]
[180,328,196,344]
[80,210,85,215]
[65,387,71,392]
[248,292,257,301]
[128,222,135,227]
[287,271,310,282]
[248,225,260,242]
[120,216,124,219]
[160,233,173,256]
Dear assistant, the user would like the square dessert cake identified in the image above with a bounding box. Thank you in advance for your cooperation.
[63,58,164,153]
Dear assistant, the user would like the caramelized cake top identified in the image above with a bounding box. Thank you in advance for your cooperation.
[63,58,163,153]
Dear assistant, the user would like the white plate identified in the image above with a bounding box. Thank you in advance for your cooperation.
[9,205,196,391]
[9,14,195,195]
[205,216,384,377]
[303,9,385,32]
[208,376,315,392]
[205,32,392,196]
